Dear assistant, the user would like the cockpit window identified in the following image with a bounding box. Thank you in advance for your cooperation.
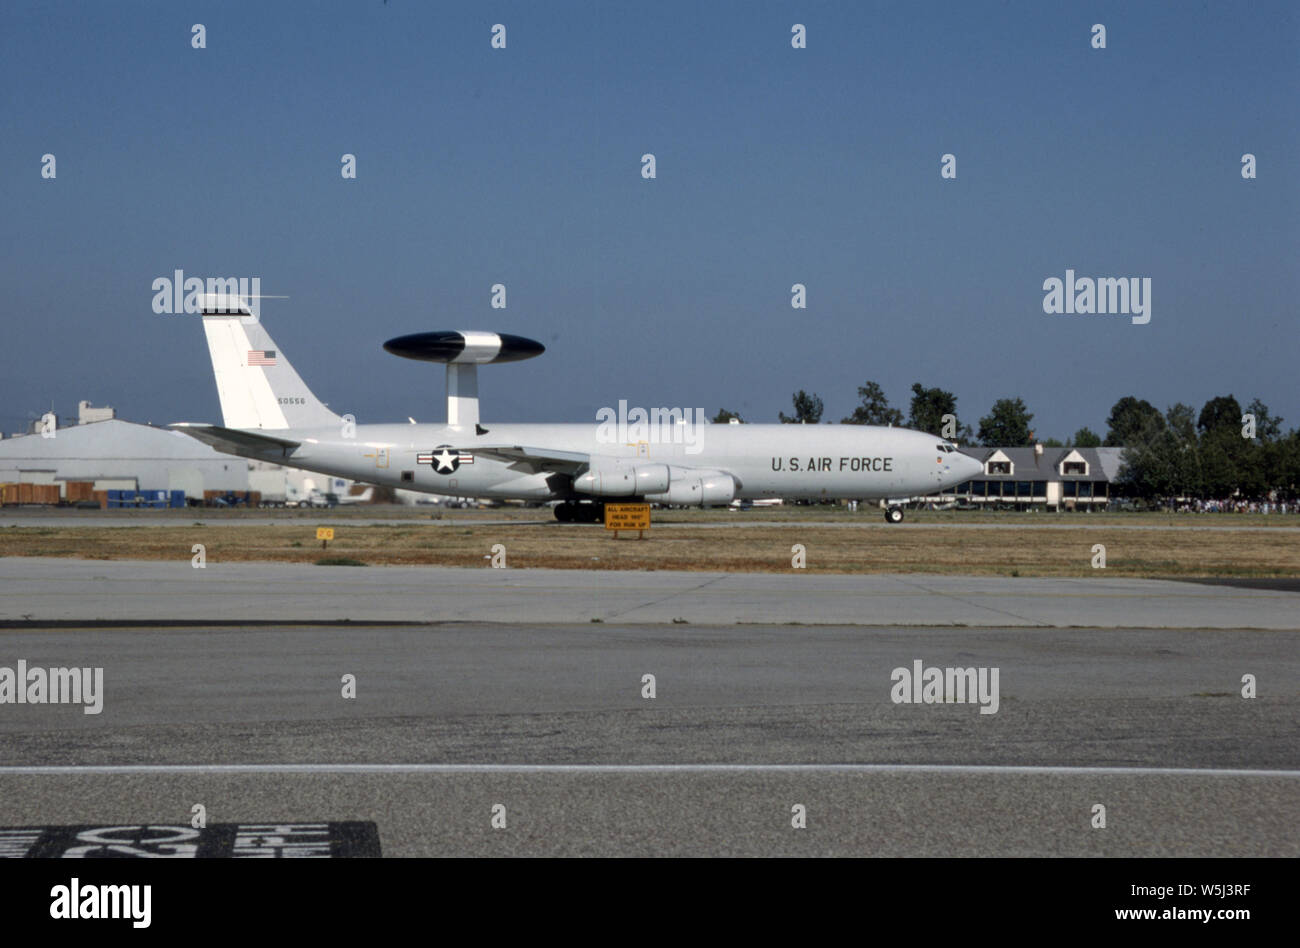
[936,444,956,453]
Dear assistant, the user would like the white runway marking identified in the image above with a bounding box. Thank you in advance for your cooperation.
[1,764,1296,778]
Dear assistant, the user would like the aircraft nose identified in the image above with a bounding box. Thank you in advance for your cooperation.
[959,453,983,479]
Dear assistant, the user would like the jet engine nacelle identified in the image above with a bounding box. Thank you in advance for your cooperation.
[644,470,737,507]
[573,462,671,497]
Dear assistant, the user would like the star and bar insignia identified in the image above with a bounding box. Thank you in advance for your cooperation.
[416,445,474,474]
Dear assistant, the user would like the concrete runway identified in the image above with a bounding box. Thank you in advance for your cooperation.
[2,558,1298,628]
[0,617,1296,856]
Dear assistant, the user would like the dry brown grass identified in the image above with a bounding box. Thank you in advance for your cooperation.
[1,519,1297,577]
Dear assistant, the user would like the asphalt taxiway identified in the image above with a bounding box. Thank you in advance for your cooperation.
[0,608,1296,855]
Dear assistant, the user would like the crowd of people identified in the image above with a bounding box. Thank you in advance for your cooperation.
[1168,499,1294,514]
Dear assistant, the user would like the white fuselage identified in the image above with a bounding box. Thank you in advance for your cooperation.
[178,311,982,506]
[272,422,981,503]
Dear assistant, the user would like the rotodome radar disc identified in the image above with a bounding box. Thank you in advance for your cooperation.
[382,331,545,364]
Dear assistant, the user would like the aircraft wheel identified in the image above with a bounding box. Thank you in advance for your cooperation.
[555,502,574,523]
[885,506,905,524]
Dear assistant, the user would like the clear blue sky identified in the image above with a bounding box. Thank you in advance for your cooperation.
[2,1,1296,439]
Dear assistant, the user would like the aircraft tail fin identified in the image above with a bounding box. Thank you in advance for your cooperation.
[197,296,341,431]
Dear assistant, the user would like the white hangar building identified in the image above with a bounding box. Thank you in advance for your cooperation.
[0,418,249,499]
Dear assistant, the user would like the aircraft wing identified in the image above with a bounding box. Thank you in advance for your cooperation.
[469,444,591,473]
[169,423,301,460]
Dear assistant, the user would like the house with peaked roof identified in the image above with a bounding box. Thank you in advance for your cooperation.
[933,444,1126,509]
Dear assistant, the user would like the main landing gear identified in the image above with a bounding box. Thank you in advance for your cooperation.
[885,506,905,524]
[554,501,606,523]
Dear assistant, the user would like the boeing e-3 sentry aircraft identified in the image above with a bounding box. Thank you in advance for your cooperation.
[171,297,982,522]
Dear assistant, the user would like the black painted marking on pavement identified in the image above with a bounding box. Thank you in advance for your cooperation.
[0,822,380,858]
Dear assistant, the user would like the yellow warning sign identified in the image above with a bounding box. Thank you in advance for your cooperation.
[605,503,650,532]
[316,527,335,541]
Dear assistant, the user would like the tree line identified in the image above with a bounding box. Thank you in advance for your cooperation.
[711,385,1299,500]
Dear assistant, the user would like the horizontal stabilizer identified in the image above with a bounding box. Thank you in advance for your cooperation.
[170,423,300,459]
